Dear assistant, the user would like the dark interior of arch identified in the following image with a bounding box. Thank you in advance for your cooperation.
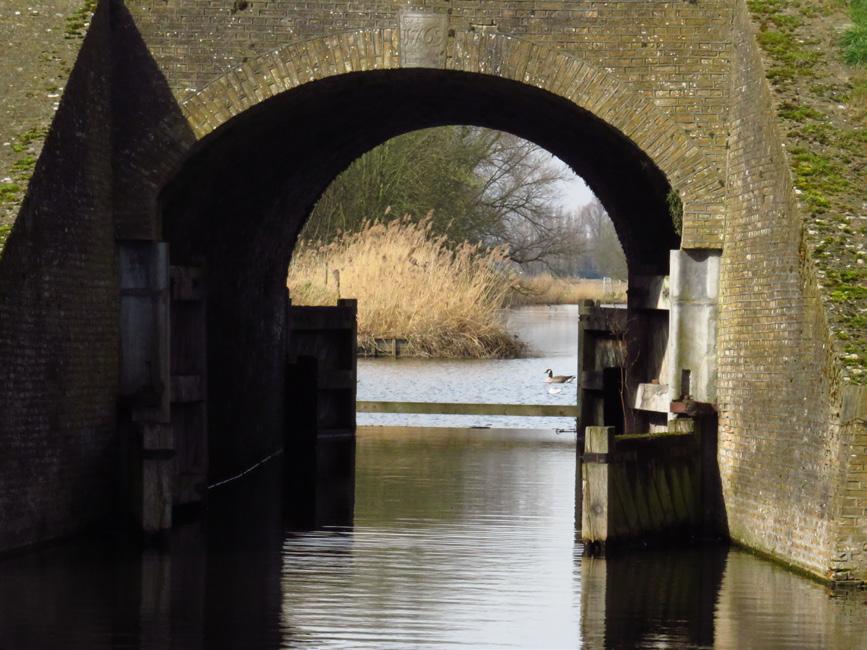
[160,69,679,480]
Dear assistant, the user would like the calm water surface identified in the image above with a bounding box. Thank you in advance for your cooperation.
[1,306,865,648]
[358,305,582,429]
[1,428,864,649]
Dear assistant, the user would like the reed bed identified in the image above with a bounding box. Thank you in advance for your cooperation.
[509,273,627,306]
[287,218,524,358]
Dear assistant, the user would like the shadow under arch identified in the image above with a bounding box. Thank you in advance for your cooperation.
[159,66,689,481]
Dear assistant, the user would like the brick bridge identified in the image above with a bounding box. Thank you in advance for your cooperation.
[0,1,864,585]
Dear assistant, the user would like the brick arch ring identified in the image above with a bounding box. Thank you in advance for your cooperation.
[168,29,725,250]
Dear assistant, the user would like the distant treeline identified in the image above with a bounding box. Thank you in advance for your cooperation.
[302,126,627,280]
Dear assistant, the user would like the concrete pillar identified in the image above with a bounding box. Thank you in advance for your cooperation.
[666,249,721,408]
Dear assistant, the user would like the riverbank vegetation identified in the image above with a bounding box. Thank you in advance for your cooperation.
[287,218,524,358]
[290,126,630,358]
[509,274,626,306]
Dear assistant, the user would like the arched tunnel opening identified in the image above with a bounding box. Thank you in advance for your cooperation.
[159,68,679,483]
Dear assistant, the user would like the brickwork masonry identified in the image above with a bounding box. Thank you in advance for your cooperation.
[0,0,97,252]
[0,0,863,583]
[0,0,117,552]
[719,1,866,584]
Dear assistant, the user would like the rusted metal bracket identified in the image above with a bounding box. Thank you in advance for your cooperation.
[670,399,717,417]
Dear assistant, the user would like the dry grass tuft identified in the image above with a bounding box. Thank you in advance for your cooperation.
[509,273,627,306]
[287,217,524,358]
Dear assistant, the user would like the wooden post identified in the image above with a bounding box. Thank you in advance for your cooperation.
[286,299,357,438]
[169,265,207,508]
[575,427,585,537]
[118,241,173,535]
[284,355,319,527]
[581,426,616,554]
[602,367,624,434]
[284,353,355,529]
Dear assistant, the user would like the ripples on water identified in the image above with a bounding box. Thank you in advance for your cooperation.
[0,306,864,648]
[282,428,580,649]
[1,426,864,649]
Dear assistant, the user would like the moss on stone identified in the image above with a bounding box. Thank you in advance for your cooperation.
[65,0,97,40]
[0,222,10,255]
[11,127,49,154]
[0,183,21,205]
[0,126,50,253]
[11,156,37,176]
[749,0,867,384]
[790,148,849,211]
[778,102,825,122]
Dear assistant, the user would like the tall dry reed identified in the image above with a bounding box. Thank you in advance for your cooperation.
[509,273,627,306]
[287,217,523,358]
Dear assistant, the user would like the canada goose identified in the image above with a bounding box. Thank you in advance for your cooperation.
[544,369,575,384]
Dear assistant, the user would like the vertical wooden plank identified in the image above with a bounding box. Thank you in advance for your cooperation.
[286,299,357,438]
[338,298,358,436]
[118,241,173,534]
[118,242,170,421]
[170,266,208,507]
[602,367,624,434]
[582,426,615,551]
[284,355,318,528]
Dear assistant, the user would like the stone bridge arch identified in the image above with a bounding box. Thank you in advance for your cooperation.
[158,29,724,251]
[150,29,726,478]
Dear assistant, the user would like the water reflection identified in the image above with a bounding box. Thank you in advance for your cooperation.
[0,462,286,650]
[0,427,865,649]
[281,427,580,649]
[714,549,865,650]
[581,547,724,649]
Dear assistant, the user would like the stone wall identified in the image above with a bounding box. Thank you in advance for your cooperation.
[123,0,732,247]
[717,1,865,583]
[0,1,117,551]
[0,0,862,584]
[0,0,93,248]
[130,0,732,174]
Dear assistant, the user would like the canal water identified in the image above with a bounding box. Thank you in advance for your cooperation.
[358,305,583,430]
[1,305,865,648]
[1,427,864,649]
